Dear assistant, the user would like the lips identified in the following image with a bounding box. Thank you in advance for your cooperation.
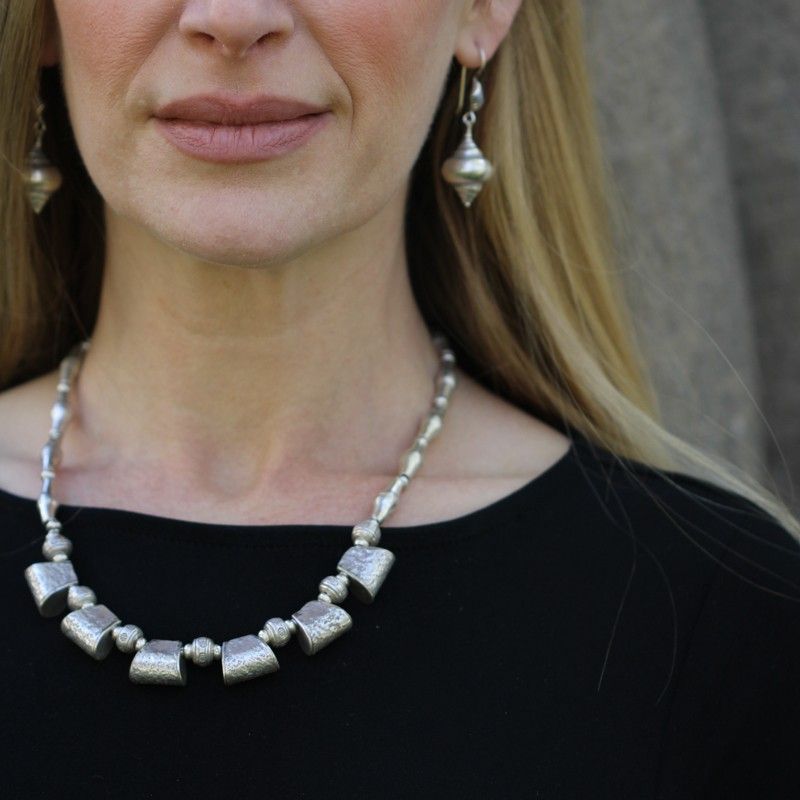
[154,93,329,125]
[152,93,331,163]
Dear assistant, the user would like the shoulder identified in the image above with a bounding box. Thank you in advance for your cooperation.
[565,432,800,567]
[562,436,800,792]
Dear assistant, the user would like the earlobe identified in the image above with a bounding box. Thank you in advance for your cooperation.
[455,0,523,68]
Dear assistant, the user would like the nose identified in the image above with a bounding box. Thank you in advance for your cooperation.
[178,0,294,59]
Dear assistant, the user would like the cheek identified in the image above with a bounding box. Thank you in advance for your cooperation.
[312,0,456,117]
[54,1,164,95]
[309,0,457,194]
[53,1,168,188]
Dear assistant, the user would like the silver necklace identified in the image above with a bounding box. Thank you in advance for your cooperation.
[24,333,457,686]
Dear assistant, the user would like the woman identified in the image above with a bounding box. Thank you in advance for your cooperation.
[1,1,798,797]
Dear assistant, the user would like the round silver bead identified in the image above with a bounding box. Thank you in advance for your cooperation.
[185,636,216,666]
[441,348,456,365]
[66,584,97,610]
[352,518,381,546]
[42,532,73,560]
[113,624,146,653]
[433,395,449,413]
[260,617,293,647]
[319,575,349,604]
[213,644,222,659]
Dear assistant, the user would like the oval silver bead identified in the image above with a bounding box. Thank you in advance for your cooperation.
[372,491,398,523]
[469,78,485,112]
[49,401,70,434]
[58,354,82,385]
[400,448,423,479]
[37,493,58,525]
[419,413,443,441]
[41,439,62,471]
[436,370,457,398]
[388,474,408,496]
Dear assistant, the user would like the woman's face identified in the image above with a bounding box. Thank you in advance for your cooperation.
[42,0,499,267]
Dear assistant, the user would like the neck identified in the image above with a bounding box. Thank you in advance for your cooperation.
[73,200,443,500]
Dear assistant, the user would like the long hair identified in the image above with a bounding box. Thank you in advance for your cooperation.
[2,1,797,536]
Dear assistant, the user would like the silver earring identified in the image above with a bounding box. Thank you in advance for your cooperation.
[23,93,63,214]
[440,47,493,209]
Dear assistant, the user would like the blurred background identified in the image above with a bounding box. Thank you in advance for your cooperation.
[581,0,799,510]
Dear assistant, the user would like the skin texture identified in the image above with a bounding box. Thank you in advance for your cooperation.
[0,0,570,526]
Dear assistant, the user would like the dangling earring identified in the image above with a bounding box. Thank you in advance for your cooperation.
[440,46,493,209]
[23,93,63,214]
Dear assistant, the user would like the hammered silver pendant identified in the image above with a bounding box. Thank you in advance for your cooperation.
[221,635,279,685]
[337,546,395,603]
[129,640,187,686]
[24,560,78,616]
[291,600,353,656]
[61,604,121,659]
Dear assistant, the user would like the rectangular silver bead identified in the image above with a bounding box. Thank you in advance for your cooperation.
[337,546,395,603]
[24,560,78,617]
[291,600,352,656]
[221,634,279,685]
[129,640,187,686]
[61,604,120,659]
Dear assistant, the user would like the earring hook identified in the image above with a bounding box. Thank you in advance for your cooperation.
[455,45,488,116]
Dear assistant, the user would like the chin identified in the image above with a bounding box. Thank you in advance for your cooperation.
[138,196,323,269]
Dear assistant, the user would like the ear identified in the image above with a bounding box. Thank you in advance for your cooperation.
[39,0,60,67]
[454,0,523,68]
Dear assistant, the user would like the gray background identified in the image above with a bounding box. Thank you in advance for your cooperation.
[581,0,799,508]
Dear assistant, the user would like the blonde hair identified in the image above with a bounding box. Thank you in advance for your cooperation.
[2,1,798,536]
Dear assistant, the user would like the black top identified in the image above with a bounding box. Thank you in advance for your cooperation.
[2,434,799,799]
